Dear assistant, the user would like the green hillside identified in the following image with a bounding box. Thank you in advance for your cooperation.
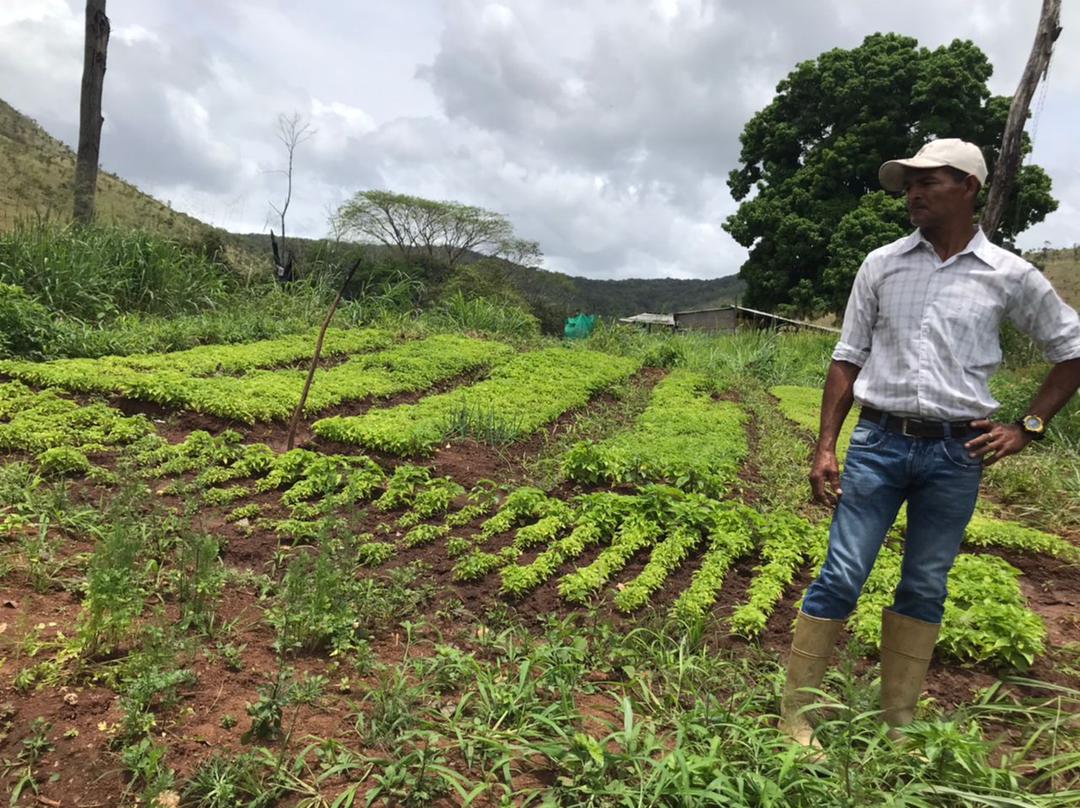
[1029,246,1080,307]
[0,98,210,240]
[229,232,744,318]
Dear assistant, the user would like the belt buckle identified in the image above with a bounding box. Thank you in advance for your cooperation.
[900,417,915,437]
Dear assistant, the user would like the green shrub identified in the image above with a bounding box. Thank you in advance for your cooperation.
[0,282,56,358]
[36,446,91,476]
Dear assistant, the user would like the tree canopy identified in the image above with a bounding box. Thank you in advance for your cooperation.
[723,33,1057,315]
[332,190,542,269]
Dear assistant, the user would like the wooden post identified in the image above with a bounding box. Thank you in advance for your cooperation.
[981,0,1061,239]
[286,257,364,451]
[73,0,110,226]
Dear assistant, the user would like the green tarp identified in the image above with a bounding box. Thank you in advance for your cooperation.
[563,313,596,340]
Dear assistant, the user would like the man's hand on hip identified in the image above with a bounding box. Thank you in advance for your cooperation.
[965,420,1032,466]
[810,446,842,506]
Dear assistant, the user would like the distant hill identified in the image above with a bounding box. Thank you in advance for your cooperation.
[488,260,742,316]
[228,232,743,318]
[0,98,210,240]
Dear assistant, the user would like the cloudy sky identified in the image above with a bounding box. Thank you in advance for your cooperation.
[1,1,1077,279]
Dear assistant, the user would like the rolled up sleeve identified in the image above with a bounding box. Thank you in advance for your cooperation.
[831,259,877,367]
[1008,268,1080,364]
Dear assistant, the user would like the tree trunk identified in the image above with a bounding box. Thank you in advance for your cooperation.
[981,0,1061,240]
[73,0,110,226]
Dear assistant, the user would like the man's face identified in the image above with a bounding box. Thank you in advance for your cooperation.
[903,167,975,228]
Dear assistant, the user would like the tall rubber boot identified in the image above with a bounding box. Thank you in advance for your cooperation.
[879,608,941,741]
[779,611,845,748]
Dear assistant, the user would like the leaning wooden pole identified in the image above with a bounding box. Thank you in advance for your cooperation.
[981,0,1061,239]
[286,256,364,451]
[73,0,110,225]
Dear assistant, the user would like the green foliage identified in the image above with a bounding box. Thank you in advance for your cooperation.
[850,546,1046,669]
[332,189,542,269]
[375,464,435,511]
[357,540,397,567]
[771,384,859,460]
[35,446,91,477]
[559,514,660,604]
[451,549,511,581]
[42,280,331,359]
[426,289,541,339]
[182,751,279,807]
[725,33,1057,312]
[822,192,909,313]
[0,281,56,358]
[0,221,235,321]
[962,514,1080,562]
[614,524,703,613]
[729,512,828,637]
[78,508,152,657]
[0,328,504,425]
[0,382,154,458]
[670,504,759,621]
[402,523,450,548]
[314,347,640,454]
[563,370,748,495]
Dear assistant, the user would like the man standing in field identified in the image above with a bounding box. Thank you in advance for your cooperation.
[779,138,1080,749]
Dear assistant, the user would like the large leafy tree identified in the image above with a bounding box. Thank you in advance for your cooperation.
[332,190,542,270]
[723,33,1057,315]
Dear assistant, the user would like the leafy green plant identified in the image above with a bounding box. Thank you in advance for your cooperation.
[671,505,758,621]
[313,347,640,454]
[563,369,749,496]
[560,514,661,604]
[729,512,828,637]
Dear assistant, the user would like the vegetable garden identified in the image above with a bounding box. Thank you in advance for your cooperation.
[2,325,1079,806]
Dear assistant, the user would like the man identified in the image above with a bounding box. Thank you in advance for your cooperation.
[779,138,1080,749]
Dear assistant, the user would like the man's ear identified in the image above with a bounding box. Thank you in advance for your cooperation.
[964,175,981,203]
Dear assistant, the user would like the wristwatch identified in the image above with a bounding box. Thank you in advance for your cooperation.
[1016,414,1046,441]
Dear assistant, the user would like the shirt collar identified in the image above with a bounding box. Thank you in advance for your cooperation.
[899,227,994,268]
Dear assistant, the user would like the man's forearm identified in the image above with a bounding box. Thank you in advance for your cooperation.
[817,360,861,452]
[1024,358,1080,425]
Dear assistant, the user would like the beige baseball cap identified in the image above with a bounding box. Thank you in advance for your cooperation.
[878,138,988,192]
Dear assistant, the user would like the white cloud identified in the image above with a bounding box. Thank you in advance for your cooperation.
[0,0,1076,278]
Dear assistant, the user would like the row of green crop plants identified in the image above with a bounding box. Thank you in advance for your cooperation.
[109,419,1071,669]
[1,330,517,424]
[3,354,1075,669]
[561,369,747,496]
[312,347,641,454]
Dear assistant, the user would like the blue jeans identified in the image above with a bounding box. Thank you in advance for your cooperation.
[801,417,984,625]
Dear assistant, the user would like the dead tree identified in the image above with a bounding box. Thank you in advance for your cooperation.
[73,0,110,225]
[271,230,294,283]
[981,0,1062,239]
[268,112,313,283]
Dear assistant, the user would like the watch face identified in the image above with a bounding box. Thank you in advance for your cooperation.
[1023,415,1045,433]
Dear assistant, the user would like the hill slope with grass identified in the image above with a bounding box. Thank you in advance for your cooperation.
[1030,246,1080,307]
[0,98,210,240]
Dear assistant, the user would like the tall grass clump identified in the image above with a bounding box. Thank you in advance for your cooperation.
[44,280,335,358]
[0,221,235,320]
[423,290,541,341]
[584,322,834,386]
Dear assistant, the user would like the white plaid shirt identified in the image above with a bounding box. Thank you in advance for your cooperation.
[833,228,1080,421]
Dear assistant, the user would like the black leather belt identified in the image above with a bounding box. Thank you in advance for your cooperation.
[859,406,983,440]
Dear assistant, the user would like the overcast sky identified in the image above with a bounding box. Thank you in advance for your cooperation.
[1,1,1077,279]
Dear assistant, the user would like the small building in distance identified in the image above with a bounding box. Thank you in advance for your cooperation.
[616,312,676,332]
[620,306,838,335]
